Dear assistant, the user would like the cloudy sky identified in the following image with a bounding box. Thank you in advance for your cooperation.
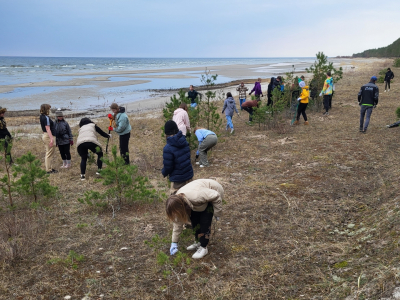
[1,0,399,57]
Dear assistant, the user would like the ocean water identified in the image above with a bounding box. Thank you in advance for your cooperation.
[0,57,315,110]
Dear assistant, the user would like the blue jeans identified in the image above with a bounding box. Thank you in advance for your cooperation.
[226,115,233,129]
[239,99,245,110]
[190,103,197,108]
[360,105,373,131]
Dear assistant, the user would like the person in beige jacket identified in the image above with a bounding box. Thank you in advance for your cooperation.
[76,118,110,180]
[166,179,224,259]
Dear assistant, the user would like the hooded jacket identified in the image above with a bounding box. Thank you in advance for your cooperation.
[250,82,262,96]
[271,78,282,93]
[54,119,73,146]
[298,85,310,104]
[171,179,224,243]
[358,81,379,106]
[162,131,193,182]
[172,108,190,136]
[114,107,132,136]
[321,77,334,95]
[385,70,394,82]
[221,97,239,116]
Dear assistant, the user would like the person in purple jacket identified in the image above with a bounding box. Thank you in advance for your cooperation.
[249,78,263,101]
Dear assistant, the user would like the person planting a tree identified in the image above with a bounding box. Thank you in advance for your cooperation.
[108,103,132,165]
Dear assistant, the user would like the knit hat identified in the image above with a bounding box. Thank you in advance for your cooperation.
[55,109,63,117]
[0,107,6,114]
[164,120,179,136]
[299,81,306,88]
[110,103,119,110]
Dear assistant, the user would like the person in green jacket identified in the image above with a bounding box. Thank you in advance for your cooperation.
[109,103,132,165]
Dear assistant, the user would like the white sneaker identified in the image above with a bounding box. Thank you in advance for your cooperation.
[200,165,205,168]
[96,170,101,175]
[384,90,387,92]
[195,162,200,165]
[389,89,390,91]
[230,128,235,134]
[80,174,86,181]
[192,246,208,259]
[186,242,201,251]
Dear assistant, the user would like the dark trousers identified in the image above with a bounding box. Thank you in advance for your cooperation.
[0,138,12,163]
[267,95,273,106]
[58,144,71,160]
[297,103,308,121]
[242,107,254,121]
[323,95,332,112]
[77,142,103,174]
[360,105,373,131]
[119,133,130,165]
[385,81,391,90]
[190,203,214,248]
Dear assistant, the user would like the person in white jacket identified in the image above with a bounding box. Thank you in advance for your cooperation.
[172,103,191,136]
[166,179,224,259]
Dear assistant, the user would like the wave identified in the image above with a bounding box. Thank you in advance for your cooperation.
[61,65,76,68]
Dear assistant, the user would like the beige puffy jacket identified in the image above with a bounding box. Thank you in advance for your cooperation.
[76,123,102,148]
[171,179,224,243]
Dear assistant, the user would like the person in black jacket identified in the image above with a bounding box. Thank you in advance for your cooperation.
[162,120,194,194]
[267,77,275,106]
[358,76,379,133]
[54,110,73,169]
[188,85,200,108]
[0,107,13,164]
[384,68,394,92]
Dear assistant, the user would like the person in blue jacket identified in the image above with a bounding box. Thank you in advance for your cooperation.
[194,127,217,167]
[162,120,194,194]
[109,103,132,165]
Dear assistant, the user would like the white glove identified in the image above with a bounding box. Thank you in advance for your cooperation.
[108,134,112,139]
[170,243,178,255]
[297,98,301,101]
[319,92,323,97]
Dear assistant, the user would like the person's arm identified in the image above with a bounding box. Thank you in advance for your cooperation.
[249,85,255,94]
[234,102,239,114]
[95,125,110,138]
[320,79,328,95]
[387,120,400,128]
[357,87,362,104]
[67,123,73,140]
[195,131,203,155]
[45,126,54,147]
[183,112,190,132]
[392,72,395,80]
[221,100,227,113]
[5,127,11,138]
[374,87,379,106]
[161,148,174,177]
[236,86,240,91]
[113,115,130,133]
[201,188,223,217]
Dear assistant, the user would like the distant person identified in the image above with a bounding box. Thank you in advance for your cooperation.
[236,82,248,109]
[249,78,263,100]
[188,85,200,108]
[167,179,224,259]
[267,77,275,106]
[109,103,132,165]
[54,109,73,169]
[173,103,191,136]
[277,76,284,92]
[221,92,239,134]
[0,107,13,164]
[194,127,217,167]
[358,76,379,133]
[40,104,57,174]
[294,81,309,125]
[77,118,110,180]
[309,78,318,101]
[241,98,260,124]
[384,68,394,92]
[320,71,334,116]
[297,75,305,83]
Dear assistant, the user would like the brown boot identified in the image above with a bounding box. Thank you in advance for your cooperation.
[294,120,299,125]
[304,121,309,125]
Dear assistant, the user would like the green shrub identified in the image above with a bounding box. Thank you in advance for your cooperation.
[393,58,400,67]
[396,107,400,119]
[377,69,386,83]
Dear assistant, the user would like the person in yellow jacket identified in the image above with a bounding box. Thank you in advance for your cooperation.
[294,81,309,125]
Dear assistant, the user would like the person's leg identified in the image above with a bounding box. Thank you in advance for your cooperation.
[226,115,233,129]
[88,143,103,170]
[385,81,388,91]
[65,144,71,167]
[198,135,217,166]
[198,203,214,248]
[329,95,332,109]
[302,103,308,121]
[296,103,303,121]
[77,144,89,175]
[388,81,391,90]
[323,95,329,113]
[239,99,244,110]
[4,139,12,163]
[190,210,202,243]
[119,133,130,165]
[364,107,373,131]
[58,144,65,160]
[248,107,254,121]
[359,106,366,131]
[42,133,55,172]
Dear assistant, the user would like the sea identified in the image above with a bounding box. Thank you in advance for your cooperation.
[0,57,315,111]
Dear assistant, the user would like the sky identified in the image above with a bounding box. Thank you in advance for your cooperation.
[1,0,400,58]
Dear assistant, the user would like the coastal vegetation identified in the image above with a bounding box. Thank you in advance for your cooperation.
[353,37,400,58]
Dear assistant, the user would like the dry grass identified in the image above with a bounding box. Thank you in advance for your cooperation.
[1,60,400,299]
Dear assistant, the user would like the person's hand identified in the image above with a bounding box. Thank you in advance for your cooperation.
[108,126,113,131]
[373,105,377,109]
[297,98,301,101]
[108,113,113,120]
[70,140,74,146]
[215,216,220,221]
[261,94,264,97]
[319,92,323,97]
[49,140,54,147]
[386,125,390,128]
[170,243,178,255]
[108,134,112,139]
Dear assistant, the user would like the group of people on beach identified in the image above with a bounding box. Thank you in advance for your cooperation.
[0,66,395,261]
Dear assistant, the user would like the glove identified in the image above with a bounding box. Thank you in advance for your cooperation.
[215,216,220,221]
[108,126,113,131]
[70,140,74,146]
[319,93,323,97]
[373,105,377,109]
[108,134,112,139]
[297,98,301,101]
[107,114,113,120]
[170,243,178,255]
